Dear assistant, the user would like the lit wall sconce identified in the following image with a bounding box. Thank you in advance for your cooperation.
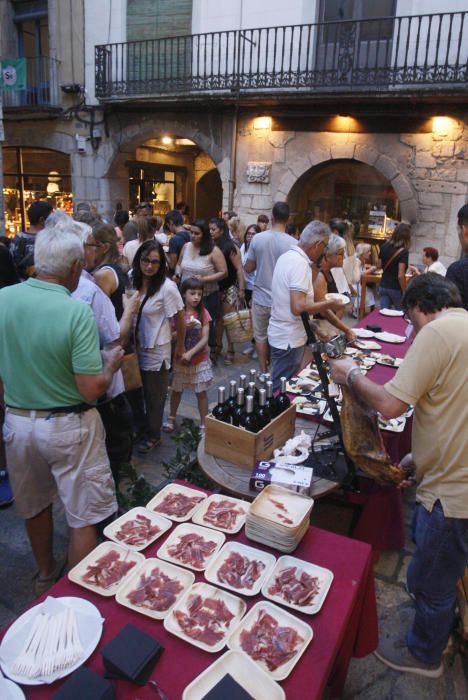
[253,116,272,130]
[161,136,173,145]
[432,116,452,136]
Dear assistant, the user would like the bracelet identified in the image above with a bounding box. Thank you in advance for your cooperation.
[345,367,361,388]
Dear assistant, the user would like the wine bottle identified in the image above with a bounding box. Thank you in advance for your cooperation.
[238,374,247,390]
[276,376,291,414]
[247,381,258,408]
[265,380,277,418]
[232,387,246,427]
[212,386,231,423]
[244,395,259,433]
[227,380,238,415]
[257,388,271,428]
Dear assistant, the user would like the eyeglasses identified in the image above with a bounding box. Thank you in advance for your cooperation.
[141,258,161,266]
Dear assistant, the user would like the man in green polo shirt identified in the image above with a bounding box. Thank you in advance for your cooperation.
[0,217,124,595]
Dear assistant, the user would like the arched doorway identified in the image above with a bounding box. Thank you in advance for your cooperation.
[287,159,400,239]
[196,169,223,221]
[127,136,223,219]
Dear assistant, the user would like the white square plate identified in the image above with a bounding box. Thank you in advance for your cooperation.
[157,522,225,571]
[146,484,207,522]
[182,650,285,700]
[249,485,314,529]
[227,600,313,680]
[115,557,194,620]
[103,507,172,551]
[191,494,249,534]
[164,582,246,653]
[68,541,144,596]
[205,541,276,597]
[261,555,333,615]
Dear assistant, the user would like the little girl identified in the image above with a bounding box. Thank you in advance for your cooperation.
[163,277,213,432]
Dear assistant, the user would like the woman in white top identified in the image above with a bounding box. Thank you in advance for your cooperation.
[410,246,447,277]
[132,240,185,452]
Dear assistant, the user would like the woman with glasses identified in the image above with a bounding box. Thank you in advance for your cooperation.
[132,241,185,453]
[313,234,356,341]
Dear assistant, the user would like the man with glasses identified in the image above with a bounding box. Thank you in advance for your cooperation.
[267,220,345,390]
[329,273,468,679]
[0,216,124,595]
[446,203,468,310]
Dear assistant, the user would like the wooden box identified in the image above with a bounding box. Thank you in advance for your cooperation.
[204,404,296,468]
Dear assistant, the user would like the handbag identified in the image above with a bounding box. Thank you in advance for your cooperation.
[223,299,253,344]
[121,294,149,392]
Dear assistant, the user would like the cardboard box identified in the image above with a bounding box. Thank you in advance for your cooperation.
[250,460,313,495]
[205,404,296,468]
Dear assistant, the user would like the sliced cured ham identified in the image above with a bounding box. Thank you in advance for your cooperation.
[202,499,246,530]
[174,593,235,646]
[154,491,204,517]
[127,566,183,611]
[217,551,265,590]
[81,549,136,589]
[167,532,217,568]
[240,609,304,671]
[115,514,161,547]
[268,566,320,606]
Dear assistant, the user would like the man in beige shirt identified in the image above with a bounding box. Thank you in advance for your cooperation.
[330,273,468,679]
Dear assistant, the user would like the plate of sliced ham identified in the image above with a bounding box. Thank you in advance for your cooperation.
[103,507,172,551]
[68,542,144,597]
[262,555,333,615]
[146,484,207,522]
[158,522,225,571]
[205,542,276,597]
[227,600,312,680]
[164,582,246,653]
[116,558,194,620]
[192,494,249,534]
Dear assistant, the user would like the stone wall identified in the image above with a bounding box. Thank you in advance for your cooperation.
[234,115,468,265]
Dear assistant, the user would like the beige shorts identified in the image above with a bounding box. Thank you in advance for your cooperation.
[3,408,117,528]
[252,302,271,343]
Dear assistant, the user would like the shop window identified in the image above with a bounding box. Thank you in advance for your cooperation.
[287,159,400,241]
[3,147,72,235]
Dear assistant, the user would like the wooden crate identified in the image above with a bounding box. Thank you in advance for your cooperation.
[205,404,296,468]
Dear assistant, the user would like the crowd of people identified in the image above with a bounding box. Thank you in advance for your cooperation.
[0,197,467,681]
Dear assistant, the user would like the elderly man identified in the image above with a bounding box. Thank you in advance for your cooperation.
[0,218,123,595]
[268,220,345,390]
[330,273,468,678]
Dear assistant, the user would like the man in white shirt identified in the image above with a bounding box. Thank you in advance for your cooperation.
[268,221,345,390]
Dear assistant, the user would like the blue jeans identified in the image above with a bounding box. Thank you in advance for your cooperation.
[270,344,305,392]
[379,286,403,310]
[407,501,468,664]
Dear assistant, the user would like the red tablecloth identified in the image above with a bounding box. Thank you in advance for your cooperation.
[2,487,378,700]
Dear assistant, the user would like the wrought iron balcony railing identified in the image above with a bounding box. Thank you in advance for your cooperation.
[95,12,468,101]
[2,56,60,109]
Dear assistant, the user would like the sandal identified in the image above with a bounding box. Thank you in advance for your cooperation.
[162,417,177,433]
[224,351,235,365]
[33,556,67,596]
[136,437,161,453]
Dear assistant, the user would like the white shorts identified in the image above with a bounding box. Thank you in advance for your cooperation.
[3,407,117,528]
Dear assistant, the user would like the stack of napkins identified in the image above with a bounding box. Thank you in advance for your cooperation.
[245,485,314,553]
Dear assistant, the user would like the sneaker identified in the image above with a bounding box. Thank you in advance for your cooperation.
[242,346,254,356]
[136,437,161,453]
[0,470,14,507]
[32,556,67,597]
[374,633,443,678]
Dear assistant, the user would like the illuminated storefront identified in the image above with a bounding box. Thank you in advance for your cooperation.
[3,147,72,234]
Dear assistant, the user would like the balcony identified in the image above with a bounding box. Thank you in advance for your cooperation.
[95,12,468,104]
[2,56,61,112]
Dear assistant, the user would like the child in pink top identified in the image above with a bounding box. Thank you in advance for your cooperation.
[164,277,213,431]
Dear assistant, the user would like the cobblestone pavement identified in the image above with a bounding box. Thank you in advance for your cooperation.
[1,339,466,698]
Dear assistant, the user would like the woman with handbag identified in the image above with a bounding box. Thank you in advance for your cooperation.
[176,219,227,364]
[378,223,411,310]
[209,217,245,365]
[132,241,185,453]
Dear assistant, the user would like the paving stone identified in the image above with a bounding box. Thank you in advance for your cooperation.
[374,551,399,579]
[397,555,413,585]
[342,654,395,699]
[375,579,412,609]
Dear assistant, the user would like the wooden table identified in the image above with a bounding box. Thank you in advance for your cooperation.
[197,417,342,500]
[359,271,382,319]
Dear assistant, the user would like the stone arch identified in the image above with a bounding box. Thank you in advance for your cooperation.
[4,129,75,154]
[275,146,418,224]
